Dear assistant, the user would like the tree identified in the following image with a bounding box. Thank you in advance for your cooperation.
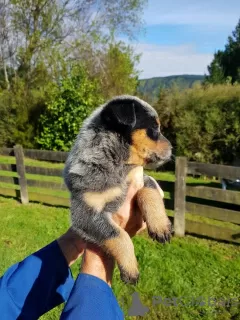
[204,51,225,84]
[9,0,147,82]
[206,19,240,84]
[97,41,140,99]
[154,85,181,150]
[0,90,15,147]
[0,0,17,90]
[0,0,147,148]
[11,0,69,86]
[36,65,103,151]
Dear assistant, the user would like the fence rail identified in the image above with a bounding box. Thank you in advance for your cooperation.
[0,164,16,171]
[186,185,240,205]
[0,145,239,244]
[188,161,240,181]
[0,147,68,162]
[25,166,63,177]
[185,220,240,243]
[185,203,240,224]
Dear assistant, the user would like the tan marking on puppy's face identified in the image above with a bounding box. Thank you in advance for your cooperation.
[127,146,145,166]
[83,187,122,212]
[127,129,171,166]
[137,187,171,236]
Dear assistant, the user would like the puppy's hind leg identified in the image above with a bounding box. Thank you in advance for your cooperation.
[102,219,139,285]
[71,195,139,285]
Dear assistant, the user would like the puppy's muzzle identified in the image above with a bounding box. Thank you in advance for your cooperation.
[146,136,172,169]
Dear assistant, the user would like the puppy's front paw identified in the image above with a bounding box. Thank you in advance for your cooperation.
[119,266,139,285]
[148,218,173,244]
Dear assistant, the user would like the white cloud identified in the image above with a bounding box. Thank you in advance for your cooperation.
[134,43,213,78]
[119,0,240,78]
[144,0,240,27]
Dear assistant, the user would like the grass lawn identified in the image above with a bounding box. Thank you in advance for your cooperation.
[0,196,239,320]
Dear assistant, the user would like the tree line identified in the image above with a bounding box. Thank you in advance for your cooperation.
[0,0,146,149]
[0,3,239,165]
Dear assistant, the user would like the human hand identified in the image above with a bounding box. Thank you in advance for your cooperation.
[57,228,86,267]
[112,178,147,237]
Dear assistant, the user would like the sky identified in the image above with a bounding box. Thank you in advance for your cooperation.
[133,0,240,79]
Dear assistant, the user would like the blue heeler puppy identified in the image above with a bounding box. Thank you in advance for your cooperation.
[64,95,172,284]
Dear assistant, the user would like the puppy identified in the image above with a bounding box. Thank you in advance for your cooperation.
[64,95,172,284]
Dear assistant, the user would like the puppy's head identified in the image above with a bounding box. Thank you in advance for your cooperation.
[100,95,172,168]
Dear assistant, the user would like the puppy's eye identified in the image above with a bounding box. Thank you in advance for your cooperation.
[147,128,159,141]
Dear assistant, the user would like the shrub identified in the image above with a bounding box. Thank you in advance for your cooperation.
[155,83,240,164]
[36,66,103,151]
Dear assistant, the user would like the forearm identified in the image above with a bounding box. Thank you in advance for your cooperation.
[80,244,115,286]
[0,240,75,319]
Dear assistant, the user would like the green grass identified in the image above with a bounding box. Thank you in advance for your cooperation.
[0,197,239,320]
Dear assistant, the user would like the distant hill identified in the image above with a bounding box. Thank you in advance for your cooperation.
[138,74,205,100]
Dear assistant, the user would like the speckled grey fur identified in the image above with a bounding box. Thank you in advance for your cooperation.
[63,96,155,244]
[63,95,172,283]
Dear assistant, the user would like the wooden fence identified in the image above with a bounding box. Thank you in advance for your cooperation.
[174,157,240,244]
[0,146,69,207]
[0,146,240,244]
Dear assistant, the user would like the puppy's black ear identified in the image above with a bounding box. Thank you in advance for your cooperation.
[101,99,136,128]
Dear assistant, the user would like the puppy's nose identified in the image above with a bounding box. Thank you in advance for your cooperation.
[164,147,172,159]
[159,134,172,149]
[159,135,172,160]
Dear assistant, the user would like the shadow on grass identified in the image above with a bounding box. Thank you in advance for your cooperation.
[0,191,21,202]
[0,194,68,209]
[28,200,69,209]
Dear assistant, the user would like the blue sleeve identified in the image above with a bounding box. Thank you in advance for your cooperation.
[0,241,74,319]
[60,274,124,320]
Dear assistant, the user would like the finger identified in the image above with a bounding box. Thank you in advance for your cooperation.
[126,167,144,198]
[65,227,86,251]
[125,182,139,201]
[126,205,146,237]
[136,221,147,235]
[128,218,146,237]
[126,179,145,201]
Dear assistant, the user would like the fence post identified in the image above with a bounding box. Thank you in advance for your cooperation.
[14,145,29,204]
[174,157,187,236]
